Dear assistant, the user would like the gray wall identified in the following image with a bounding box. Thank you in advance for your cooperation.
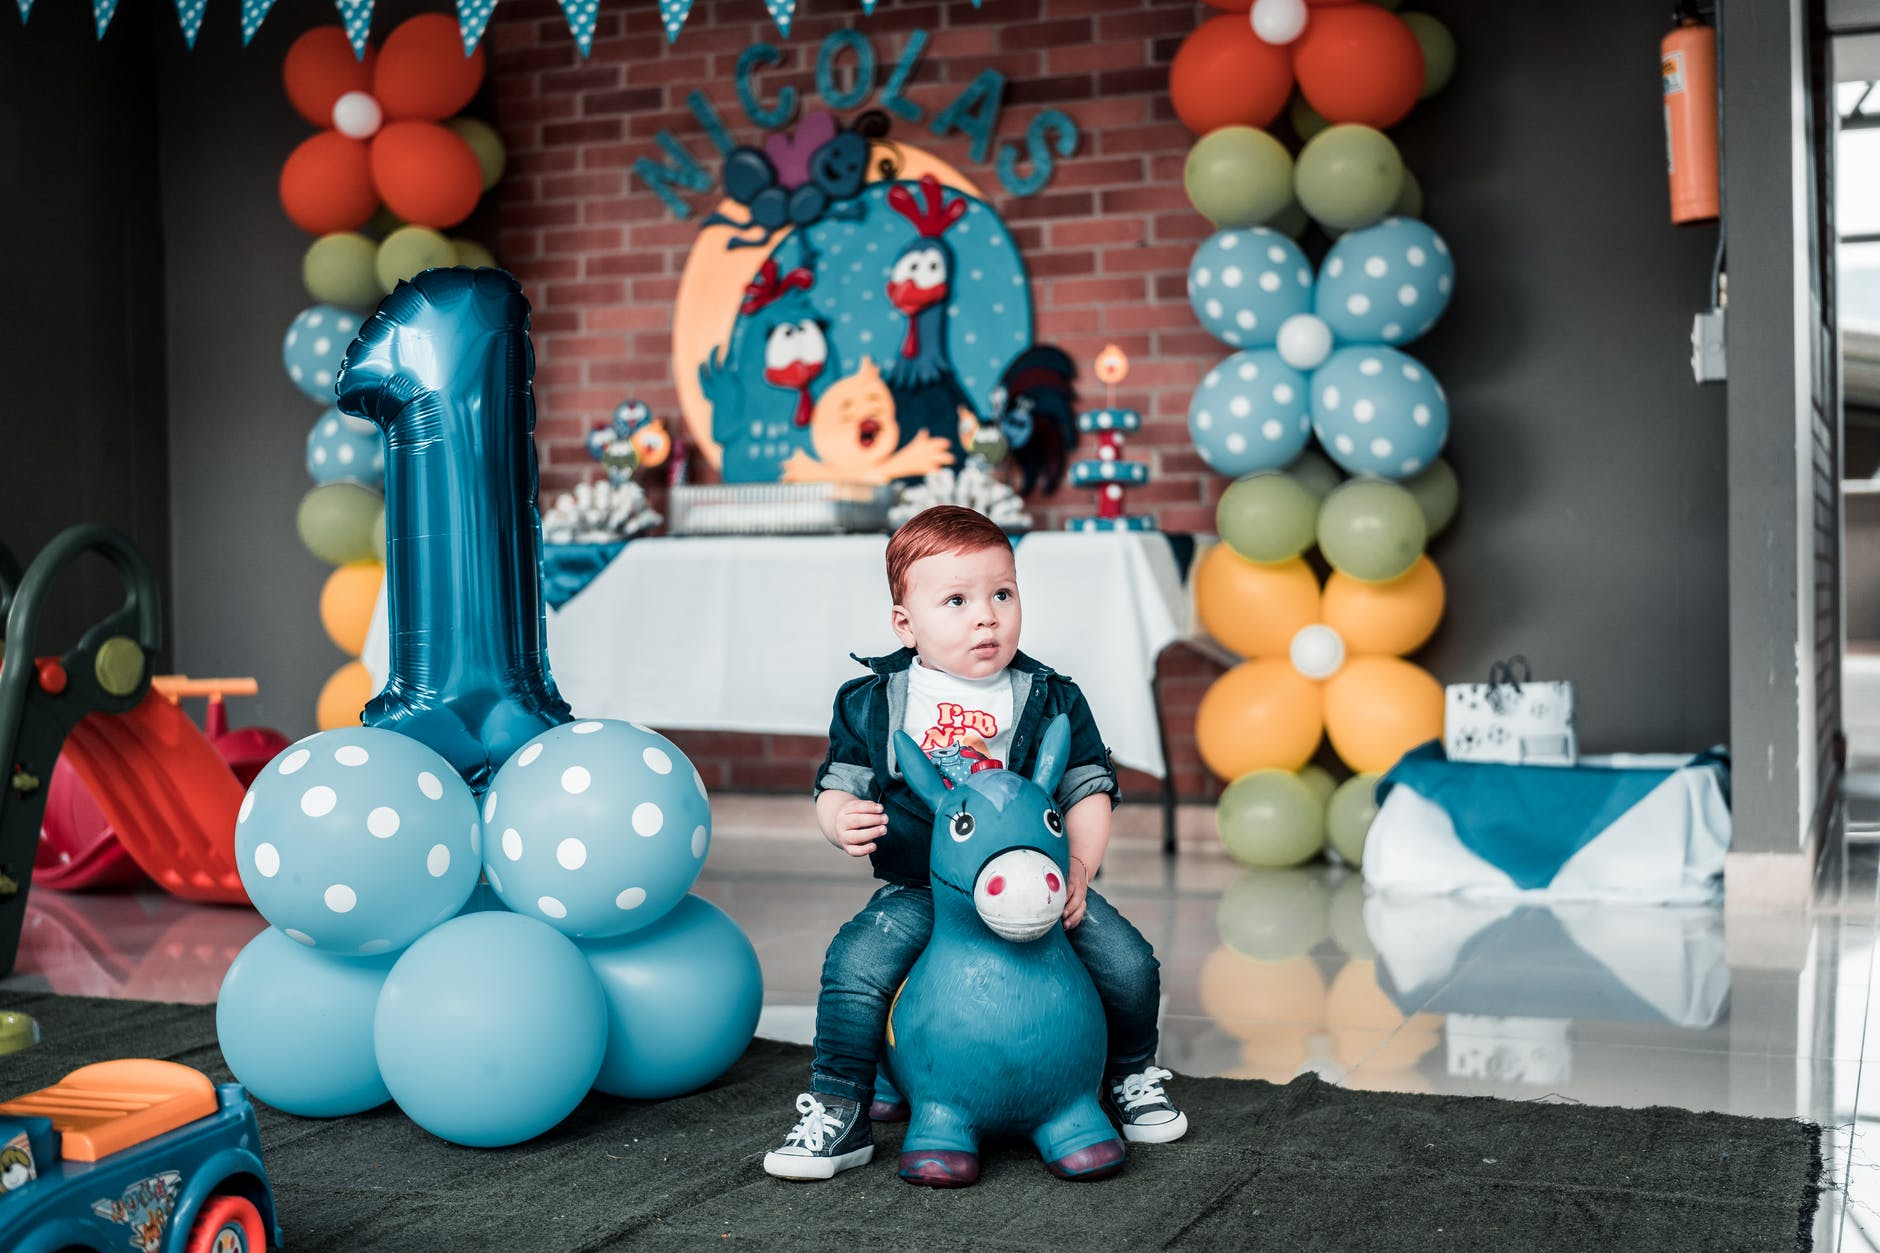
[1390,4,1730,754]
[0,3,173,664]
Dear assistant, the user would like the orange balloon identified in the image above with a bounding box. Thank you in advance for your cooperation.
[284,26,377,129]
[1196,660,1324,779]
[375,14,486,121]
[1195,548,1321,659]
[280,132,377,235]
[1322,656,1442,773]
[1320,556,1445,657]
[1327,961,1442,1068]
[1198,947,1326,1044]
[370,121,483,229]
[1293,5,1424,130]
[319,562,384,656]
[316,660,378,730]
[1170,15,1295,136]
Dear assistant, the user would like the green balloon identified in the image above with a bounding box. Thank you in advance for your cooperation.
[1217,868,1332,960]
[1298,764,1337,807]
[452,238,498,270]
[1327,873,1377,960]
[1294,125,1404,233]
[1185,126,1294,229]
[303,233,382,310]
[1269,198,1310,239]
[376,225,458,294]
[297,482,382,566]
[1392,167,1424,219]
[1287,449,1343,502]
[1218,770,1326,868]
[1218,472,1319,564]
[1290,95,1329,144]
[1403,458,1459,537]
[1402,13,1456,99]
[1326,772,1383,866]
[447,117,507,190]
[1317,479,1427,582]
[370,507,387,562]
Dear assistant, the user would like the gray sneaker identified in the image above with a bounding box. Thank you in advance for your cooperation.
[1105,1066,1189,1144]
[763,1093,875,1180]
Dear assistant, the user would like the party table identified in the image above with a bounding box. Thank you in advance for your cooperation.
[364,531,1206,847]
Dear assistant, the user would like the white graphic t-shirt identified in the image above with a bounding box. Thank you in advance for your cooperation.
[903,658,1015,774]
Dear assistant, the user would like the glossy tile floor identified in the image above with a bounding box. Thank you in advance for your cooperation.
[3,797,1872,1248]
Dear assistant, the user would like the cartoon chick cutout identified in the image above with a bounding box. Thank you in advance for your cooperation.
[781,356,957,484]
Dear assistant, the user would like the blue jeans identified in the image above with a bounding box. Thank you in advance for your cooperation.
[808,882,1162,1104]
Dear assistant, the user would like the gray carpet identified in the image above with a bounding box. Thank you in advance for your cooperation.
[0,992,1824,1251]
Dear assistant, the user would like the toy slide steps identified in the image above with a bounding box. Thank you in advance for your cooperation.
[0,1059,217,1162]
[59,690,248,904]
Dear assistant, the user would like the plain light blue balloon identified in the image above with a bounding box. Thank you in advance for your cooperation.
[1188,350,1312,477]
[216,926,394,1117]
[374,911,607,1147]
[1310,346,1450,480]
[483,719,711,940]
[1187,228,1312,351]
[283,305,361,403]
[1314,217,1455,347]
[579,895,762,1100]
[234,727,481,955]
[305,407,385,489]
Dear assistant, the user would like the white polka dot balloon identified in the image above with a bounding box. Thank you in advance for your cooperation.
[281,304,359,404]
[1186,227,1312,351]
[305,406,386,489]
[235,727,481,955]
[1314,217,1454,347]
[482,719,711,939]
[1309,345,1449,480]
[1187,349,1313,477]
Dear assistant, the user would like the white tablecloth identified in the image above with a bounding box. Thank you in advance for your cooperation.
[364,531,1199,777]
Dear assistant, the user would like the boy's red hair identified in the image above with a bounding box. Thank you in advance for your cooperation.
[885,506,1011,603]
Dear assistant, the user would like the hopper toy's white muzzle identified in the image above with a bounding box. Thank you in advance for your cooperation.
[973,849,1067,942]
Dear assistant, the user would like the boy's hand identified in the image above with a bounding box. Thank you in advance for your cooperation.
[1062,855,1091,930]
[830,797,887,857]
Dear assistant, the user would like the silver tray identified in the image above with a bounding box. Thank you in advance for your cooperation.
[667,482,895,536]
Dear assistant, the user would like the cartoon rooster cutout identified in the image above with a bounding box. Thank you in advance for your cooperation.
[883,175,977,472]
[701,258,838,482]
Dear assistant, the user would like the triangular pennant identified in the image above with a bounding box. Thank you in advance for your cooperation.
[240,0,278,44]
[557,0,595,55]
[658,0,691,42]
[173,0,206,47]
[859,0,875,12]
[92,0,118,37]
[334,0,373,57]
[16,0,32,25]
[764,0,794,37]
[457,0,496,53]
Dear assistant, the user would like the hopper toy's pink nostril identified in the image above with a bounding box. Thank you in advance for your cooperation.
[986,875,1005,896]
[1046,872,1061,893]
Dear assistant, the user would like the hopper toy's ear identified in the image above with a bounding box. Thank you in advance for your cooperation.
[1032,715,1070,798]
[896,730,951,812]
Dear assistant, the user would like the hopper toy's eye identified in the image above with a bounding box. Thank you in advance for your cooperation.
[1043,810,1063,836]
[950,811,976,842]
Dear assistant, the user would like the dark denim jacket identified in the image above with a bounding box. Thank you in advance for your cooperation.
[814,647,1120,887]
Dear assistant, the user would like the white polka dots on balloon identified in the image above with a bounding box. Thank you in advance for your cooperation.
[616,887,648,910]
[1310,345,1450,481]
[254,843,281,878]
[325,884,357,913]
[633,803,664,837]
[562,766,592,795]
[367,807,401,839]
[301,787,337,818]
[427,845,451,877]
[1314,217,1454,347]
[280,749,311,776]
[558,838,588,870]
[518,743,544,767]
[419,771,444,800]
[1188,349,1311,477]
[336,745,369,766]
[1188,227,1311,351]
[503,829,523,861]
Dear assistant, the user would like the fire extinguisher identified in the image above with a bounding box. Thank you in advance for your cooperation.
[1663,5,1720,224]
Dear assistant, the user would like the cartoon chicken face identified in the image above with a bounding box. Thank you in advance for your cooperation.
[763,318,829,426]
[887,246,949,318]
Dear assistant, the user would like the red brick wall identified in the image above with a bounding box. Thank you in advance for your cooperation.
[485,0,1229,802]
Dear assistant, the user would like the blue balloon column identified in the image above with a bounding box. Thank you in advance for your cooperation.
[219,268,762,1147]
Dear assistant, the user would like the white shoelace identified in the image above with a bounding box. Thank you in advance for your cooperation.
[783,1093,844,1153]
[1113,1066,1174,1112]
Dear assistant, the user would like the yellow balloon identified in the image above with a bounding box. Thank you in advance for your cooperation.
[1320,556,1446,657]
[1322,656,1443,773]
[1195,548,1321,659]
[316,660,378,730]
[1198,947,1325,1045]
[319,561,384,656]
[1327,960,1442,1069]
[1196,660,1324,779]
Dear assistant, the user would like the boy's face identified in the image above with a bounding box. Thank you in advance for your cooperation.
[891,543,1022,679]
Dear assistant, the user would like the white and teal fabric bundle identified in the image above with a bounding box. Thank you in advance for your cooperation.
[1363,745,1731,904]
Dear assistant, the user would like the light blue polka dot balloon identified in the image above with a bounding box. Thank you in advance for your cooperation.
[306,407,385,489]
[1310,346,1449,480]
[235,728,482,955]
[283,305,361,404]
[1315,217,1454,347]
[216,927,394,1117]
[1188,350,1312,477]
[580,895,762,1099]
[1187,228,1313,351]
[374,911,607,1147]
[482,719,712,939]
